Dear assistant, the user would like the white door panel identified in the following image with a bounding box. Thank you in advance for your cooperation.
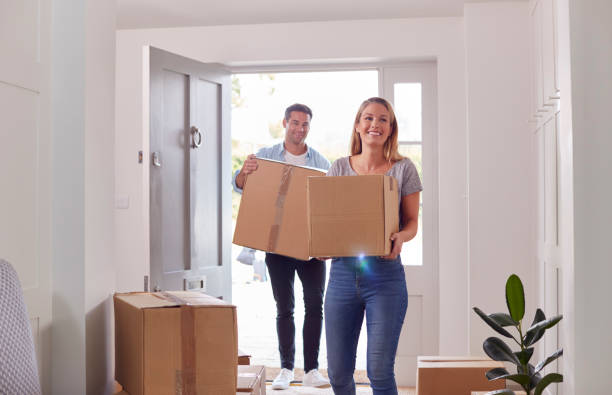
[150,67,190,289]
[536,108,562,395]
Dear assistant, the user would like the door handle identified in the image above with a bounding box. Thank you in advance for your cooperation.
[152,151,161,167]
[191,126,202,148]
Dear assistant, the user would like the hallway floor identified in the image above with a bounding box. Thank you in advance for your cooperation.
[265,383,415,394]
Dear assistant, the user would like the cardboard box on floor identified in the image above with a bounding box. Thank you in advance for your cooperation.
[233,158,325,261]
[417,356,506,395]
[308,175,399,257]
[236,365,266,395]
[114,291,238,395]
[238,348,251,365]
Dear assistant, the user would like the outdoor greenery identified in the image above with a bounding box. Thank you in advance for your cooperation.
[473,274,563,395]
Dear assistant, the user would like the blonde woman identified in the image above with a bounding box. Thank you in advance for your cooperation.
[324,97,422,395]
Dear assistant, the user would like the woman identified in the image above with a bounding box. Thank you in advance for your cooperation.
[324,97,422,395]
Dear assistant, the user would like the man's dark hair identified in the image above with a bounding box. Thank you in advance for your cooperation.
[284,103,312,121]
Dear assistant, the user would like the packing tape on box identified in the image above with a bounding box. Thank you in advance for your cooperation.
[180,305,196,395]
[267,165,294,252]
[158,292,196,395]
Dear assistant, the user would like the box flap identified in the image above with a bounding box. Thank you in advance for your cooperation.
[383,176,400,254]
[114,291,234,309]
[165,291,235,308]
[418,356,493,363]
[115,293,178,309]
[418,360,505,369]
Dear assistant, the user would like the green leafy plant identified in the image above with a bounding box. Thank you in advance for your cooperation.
[473,274,563,395]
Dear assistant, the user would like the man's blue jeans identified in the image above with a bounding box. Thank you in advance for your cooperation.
[325,256,407,395]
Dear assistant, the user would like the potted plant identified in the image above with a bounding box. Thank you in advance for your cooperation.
[473,274,563,395]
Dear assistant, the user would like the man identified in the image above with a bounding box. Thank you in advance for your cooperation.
[232,104,331,389]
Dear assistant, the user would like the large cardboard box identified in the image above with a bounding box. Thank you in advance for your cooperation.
[233,158,325,260]
[308,175,399,257]
[114,291,238,395]
[417,356,506,395]
[236,365,266,395]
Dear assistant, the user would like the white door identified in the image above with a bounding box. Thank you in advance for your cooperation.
[536,112,562,395]
[0,0,52,391]
[382,63,439,386]
[530,1,563,392]
[149,47,232,300]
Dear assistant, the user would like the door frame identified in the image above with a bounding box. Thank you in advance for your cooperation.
[229,61,440,386]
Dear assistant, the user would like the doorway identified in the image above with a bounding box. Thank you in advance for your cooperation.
[146,49,438,385]
[230,64,438,386]
[230,70,378,372]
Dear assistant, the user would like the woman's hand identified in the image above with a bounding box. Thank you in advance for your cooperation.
[381,192,420,260]
[381,232,407,260]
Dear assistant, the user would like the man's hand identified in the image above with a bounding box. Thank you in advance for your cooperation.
[236,154,258,189]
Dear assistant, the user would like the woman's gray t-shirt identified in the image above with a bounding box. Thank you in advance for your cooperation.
[327,156,423,226]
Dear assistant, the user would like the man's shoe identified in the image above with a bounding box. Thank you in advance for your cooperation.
[271,368,294,390]
[302,369,331,388]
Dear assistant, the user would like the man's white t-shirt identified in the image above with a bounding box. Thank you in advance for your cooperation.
[284,150,307,166]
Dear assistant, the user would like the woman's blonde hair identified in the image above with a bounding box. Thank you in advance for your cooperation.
[349,97,404,162]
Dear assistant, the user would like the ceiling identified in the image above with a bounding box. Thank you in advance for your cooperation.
[116,0,474,30]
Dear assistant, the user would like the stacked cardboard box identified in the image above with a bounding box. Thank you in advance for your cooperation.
[417,356,506,395]
[114,291,238,395]
[236,365,266,395]
[233,158,325,260]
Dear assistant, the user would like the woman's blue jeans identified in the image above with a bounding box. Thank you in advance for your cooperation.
[325,256,407,395]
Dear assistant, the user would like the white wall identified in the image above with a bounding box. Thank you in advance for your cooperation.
[51,0,87,391]
[555,0,575,392]
[464,3,536,355]
[84,1,117,393]
[566,0,612,392]
[115,17,472,356]
[51,0,116,393]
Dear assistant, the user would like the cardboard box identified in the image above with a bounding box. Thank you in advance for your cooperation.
[236,365,266,394]
[238,348,251,365]
[114,291,238,395]
[233,158,325,260]
[417,356,506,395]
[308,175,399,257]
[472,392,525,395]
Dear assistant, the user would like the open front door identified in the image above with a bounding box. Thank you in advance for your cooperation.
[149,47,231,300]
